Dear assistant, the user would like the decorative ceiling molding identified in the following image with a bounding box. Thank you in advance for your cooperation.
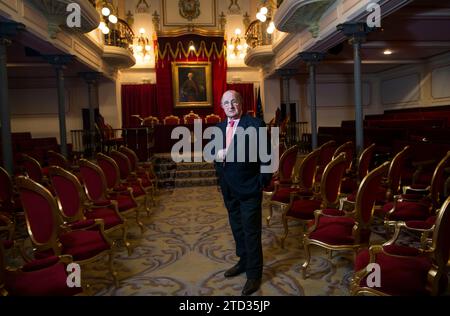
[273,0,337,38]
[156,27,224,38]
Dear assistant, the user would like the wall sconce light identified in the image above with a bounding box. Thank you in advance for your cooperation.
[256,6,276,34]
[98,1,118,35]
[134,28,152,62]
[228,28,248,59]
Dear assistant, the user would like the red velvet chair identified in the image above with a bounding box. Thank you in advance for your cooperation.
[341,143,376,195]
[269,147,320,231]
[18,154,47,184]
[0,167,21,240]
[351,196,450,296]
[0,242,82,296]
[301,161,390,279]
[48,166,132,255]
[280,152,349,248]
[47,150,71,170]
[183,111,201,124]
[15,176,118,287]
[78,159,144,234]
[96,153,149,214]
[110,150,155,214]
[163,115,181,125]
[313,140,337,192]
[118,146,159,191]
[204,113,221,124]
[333,141,354,173]
[382,151,450,224]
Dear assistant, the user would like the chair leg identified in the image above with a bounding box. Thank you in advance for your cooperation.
[108,252,119,288]
[135,210,145,235]
[144,194,151,217]
[301,238,311,280]
[122,224,132,256]
[266,204,273,227]
[280,213,289,249]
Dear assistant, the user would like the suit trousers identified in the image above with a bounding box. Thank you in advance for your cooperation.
[221,182,263,279]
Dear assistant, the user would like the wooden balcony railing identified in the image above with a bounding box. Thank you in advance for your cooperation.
[104,18,134,53]
[245,19,273,49]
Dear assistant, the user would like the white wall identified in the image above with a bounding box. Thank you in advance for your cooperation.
[9,78,88,142]
[374,52,450,110]
[98,77,122,129]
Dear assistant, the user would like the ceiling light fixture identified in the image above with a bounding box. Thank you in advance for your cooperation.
[384,49,393,55]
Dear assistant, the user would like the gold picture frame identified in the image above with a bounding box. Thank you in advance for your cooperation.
[172,62,212,108]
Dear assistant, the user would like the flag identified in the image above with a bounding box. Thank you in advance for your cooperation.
[256,87,263,119]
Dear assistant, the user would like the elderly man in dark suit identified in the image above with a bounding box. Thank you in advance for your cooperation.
[215,90,272,296]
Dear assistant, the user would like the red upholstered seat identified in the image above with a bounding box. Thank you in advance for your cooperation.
[78,159,144,235]
[15,176,118,287]
[301,161,390,279]
[286,199,322,219]
[352,196,450,296]
[381,200,430,221]
[2,254,82,296]
[271,187,313,204]
[405,216,436,230]
[354,246,431,296]
[48,166,130,255]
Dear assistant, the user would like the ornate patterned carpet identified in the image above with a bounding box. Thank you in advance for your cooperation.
[78,186,385,296]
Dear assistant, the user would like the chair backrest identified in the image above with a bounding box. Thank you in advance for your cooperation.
[278,145,299,181]
[429,196,450,295]
[142,116,160,127]
[78,159,109,202]
[333,141,354,172]
[293,147,320,189]
[183,111,201,124]
[19,154,44,183]
[318,140,337,168]
[319,152,348,207]
[354,161,390,242]
[96,153,121,190]
[15,176,61,254]
[110,150,132,181]
[386,146,411,199]
[47,150,70,170]
[163,115,180,125]
[0,167,14,212]
[430,151,450,208]
[48,166,85,222]
[204,113,221,124]
[357,143,376,181]
[119,146,139,171]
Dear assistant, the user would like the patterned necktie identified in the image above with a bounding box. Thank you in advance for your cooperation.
[226,119,235,149]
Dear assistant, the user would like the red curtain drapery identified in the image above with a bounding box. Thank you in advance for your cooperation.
[121,84,158,128]
[226,83,255,116]
[155,35,227,120]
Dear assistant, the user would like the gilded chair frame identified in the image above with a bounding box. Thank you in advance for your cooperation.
[163,115,181,125]
[332,141,354,173]
[142,116,160,127]
[204,113,221,124]
[385,146,411,201]
[78,159,144,234]
[265,145,299,225]
[0,167,17,240]
[19,154,46,184]
[183,110,201,124]
[118,146,158,195]
[385,150,450,224]
[15,176,118,287]
[48,166,131,254]
[351,196,450,296]
[111,150,154,214]
[47,150,70,170]
[280,152,347,248]
[301,161,390,279]
[96,152,148,212]
[313,140,337,192]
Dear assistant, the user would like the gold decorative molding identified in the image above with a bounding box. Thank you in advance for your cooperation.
[156,27,224,38]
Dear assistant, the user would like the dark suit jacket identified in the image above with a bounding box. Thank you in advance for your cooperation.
[214,114,273,199]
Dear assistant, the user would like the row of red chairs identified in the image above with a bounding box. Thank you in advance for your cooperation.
[264,141,450,295]
[0,146,157,295]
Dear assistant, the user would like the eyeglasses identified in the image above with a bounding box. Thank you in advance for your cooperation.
[222,99,240,107]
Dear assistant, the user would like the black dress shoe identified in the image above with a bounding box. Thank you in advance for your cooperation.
[224,264,245,278]
[241,278,261,296]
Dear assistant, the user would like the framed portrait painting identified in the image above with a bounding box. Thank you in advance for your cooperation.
[172,62,212,108]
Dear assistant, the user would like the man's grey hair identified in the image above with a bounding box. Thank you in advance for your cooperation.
[221,90,242,105]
